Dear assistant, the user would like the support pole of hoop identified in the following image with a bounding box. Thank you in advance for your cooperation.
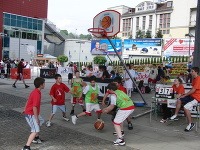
[88,28,147,105]
[105,36,147,105]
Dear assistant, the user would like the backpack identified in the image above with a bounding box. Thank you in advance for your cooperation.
[145,86,151,93]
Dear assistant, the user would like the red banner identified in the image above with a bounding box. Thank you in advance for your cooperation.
[10,68,31,79]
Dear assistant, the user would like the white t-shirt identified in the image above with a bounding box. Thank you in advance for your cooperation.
[149,68,158,79]
[110,94,117,105]
[124,69,136,88]
[86,70,94,77]
[83,84,100,94]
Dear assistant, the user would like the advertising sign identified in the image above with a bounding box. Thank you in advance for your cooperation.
[90,39,122,55]
[123,39,162,56]
[163,38,195,56]
[10,68,31,79]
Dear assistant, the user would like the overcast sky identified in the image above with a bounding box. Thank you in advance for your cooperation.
[48,0,144,35]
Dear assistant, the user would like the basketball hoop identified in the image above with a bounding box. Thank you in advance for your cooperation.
[88,28,107,38]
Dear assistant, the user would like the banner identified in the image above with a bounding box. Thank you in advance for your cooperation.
[123,39,162,56]
[10,68,31,79]
[163,38,195,56]
[90,39,122,55]
[40,69,56,78]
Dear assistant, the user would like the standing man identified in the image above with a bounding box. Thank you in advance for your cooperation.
[12,59,29,88]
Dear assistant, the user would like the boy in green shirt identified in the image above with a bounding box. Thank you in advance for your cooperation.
[102,83,135,146]
[71,76,102,124]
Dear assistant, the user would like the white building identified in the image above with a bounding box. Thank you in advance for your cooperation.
[111,0,197,39]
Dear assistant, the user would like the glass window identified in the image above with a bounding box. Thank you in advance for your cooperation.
[27,33,32,39]
[22,17,27,22]
[16,31,20,38]
[22,21,28,28]
[22,32,26,39]
[28,18,32,23]
[28,22,33,29]
[38,20,42,24]
[11,15,16,19]
[11,19,17,26]
[33,23,37,30]
[17,16,22,21]
[17,20,21,27]
[10,30,15,37]
[4,18,10,26]
[33,19,37,24]
[37,23,42,30]
[4,13,10,18]
[32,33,37,40]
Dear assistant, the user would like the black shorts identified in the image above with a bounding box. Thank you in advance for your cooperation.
[68,73,73,79]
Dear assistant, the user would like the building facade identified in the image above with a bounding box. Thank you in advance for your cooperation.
[0,0,48,61]
[116,0,197,39]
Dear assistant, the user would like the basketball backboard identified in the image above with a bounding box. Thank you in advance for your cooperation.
[93,10,121,37]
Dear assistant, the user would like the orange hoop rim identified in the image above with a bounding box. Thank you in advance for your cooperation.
[88,28,107,38]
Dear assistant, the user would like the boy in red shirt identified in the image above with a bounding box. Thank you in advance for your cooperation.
[102,76,133,132]
[22,77,45,150]
[46,74,70,127]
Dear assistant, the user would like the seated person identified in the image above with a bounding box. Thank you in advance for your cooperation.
[85,65,94,77]
[182,67,200,131]
[160,77,185,123]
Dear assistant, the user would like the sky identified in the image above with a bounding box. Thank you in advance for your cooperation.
[48,0,144,35]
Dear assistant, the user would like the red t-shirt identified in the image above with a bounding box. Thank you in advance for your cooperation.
[24,88,41,115]
[172,84,185,95]
[50,83,70,105]
[191,76,200,101]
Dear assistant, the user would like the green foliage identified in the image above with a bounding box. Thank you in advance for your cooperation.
[128,34,133,39]
[93,55,107,64]
[145,30,152,38]
[57,55,68,63]
[155,30,163,38]
[136,30,144,38]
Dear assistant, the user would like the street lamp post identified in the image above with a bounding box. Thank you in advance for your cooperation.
[76,41,85,71]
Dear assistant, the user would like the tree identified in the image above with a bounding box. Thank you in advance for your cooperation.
[128,34,133,39]
[93,55,107,64]
[135,30,144,38]
[155,30,163,38]
[145,30,152,38]
[57,55,68,66]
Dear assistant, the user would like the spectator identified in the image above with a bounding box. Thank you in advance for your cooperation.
[148,64,158,89]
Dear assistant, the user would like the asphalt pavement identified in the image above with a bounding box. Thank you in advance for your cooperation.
[0,76,200,150]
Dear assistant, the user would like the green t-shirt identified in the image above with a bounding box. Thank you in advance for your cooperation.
[85,84,99,104]
[114,90,134,109]
[71,78,82,97]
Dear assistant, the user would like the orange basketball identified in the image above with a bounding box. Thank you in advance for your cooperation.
[94,120,104,130]
[101,16,111,29]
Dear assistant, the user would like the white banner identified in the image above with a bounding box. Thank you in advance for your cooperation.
[163,38,194,56]
[167,99,177,108]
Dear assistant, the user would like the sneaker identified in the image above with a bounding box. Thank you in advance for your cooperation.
[71,115,78,125]
[169,115,179,121]
[128,122,133,130]
[113,138,125,146]
[21,146,31,150]
[63,116,70,121]
[12,84,16,88]
[113,131,124,136]
[25,85,30,88]
[32,137,42,144]
[160,119,167,123]
[70,110,74,115]
[46,121,51,127]
[184,123,195,132]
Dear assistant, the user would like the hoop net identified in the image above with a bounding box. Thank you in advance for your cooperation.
[88,28,107,38]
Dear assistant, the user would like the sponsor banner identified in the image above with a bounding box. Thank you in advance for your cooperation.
[163,38,195,56]
[90,39,122,55]
[123,39,162,56]
[10,68,31,79]
[40,68,56,78]
[135,72,149,84]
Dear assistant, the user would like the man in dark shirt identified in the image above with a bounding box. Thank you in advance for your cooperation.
[12,59,29,88]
